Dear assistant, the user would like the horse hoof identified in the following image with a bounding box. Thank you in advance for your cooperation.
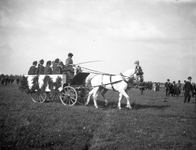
[126,106,132,109]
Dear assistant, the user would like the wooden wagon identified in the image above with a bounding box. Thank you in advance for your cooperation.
[25,72,90,106]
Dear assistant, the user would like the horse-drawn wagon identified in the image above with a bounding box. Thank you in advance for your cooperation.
[20,64,143,109]
[22,72,90,106]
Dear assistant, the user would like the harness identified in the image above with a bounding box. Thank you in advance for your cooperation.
[90,73,136,91]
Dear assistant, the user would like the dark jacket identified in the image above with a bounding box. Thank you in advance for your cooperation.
[44,65,52,74]
[37,64,45,75]
[165,82,170,90]
[183,81,193,92]
[28,66,37,75]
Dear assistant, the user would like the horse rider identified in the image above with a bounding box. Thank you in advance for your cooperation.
[28,61,38,75]
[134,60,143,76]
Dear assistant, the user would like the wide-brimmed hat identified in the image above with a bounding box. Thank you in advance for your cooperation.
[68,53,73,57]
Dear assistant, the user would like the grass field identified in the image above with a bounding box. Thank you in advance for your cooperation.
[0,83,196,150]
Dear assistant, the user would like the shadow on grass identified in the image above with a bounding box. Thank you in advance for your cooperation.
[132,103,170,110]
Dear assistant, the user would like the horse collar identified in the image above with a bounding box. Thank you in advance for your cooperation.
[120,73,130,84]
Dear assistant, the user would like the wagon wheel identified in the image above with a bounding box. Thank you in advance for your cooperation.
[30,91,47,103]
[49,92,60,102]
[60,86,78,106]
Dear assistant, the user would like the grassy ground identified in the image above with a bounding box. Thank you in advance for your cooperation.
[0,83,195,150]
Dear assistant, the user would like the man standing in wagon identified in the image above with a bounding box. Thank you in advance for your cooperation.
[65,53,74,83]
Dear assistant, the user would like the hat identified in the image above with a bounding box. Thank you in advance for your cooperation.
[68,53,73,57]
[188,76,192,80]
[134,60,139,64]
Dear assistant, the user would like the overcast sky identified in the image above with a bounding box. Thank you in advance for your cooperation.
[0,0,195,82]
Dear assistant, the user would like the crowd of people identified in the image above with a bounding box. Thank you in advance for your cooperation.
[164,77,196,103]
[0,74,20,86]
[28,53,77,82]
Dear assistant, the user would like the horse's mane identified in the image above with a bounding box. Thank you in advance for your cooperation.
[122,69,135,77]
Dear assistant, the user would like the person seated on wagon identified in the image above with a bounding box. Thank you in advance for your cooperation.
[52,58,61,74]
[36,59,45,75]
[65,53,74,83]
[134,60,144,76]
[28,61,38,75]
[44,60,53,74]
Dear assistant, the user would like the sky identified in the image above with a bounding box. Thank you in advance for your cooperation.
[0,0,195,83]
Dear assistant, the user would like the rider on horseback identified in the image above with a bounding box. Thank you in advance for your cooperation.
[134,60,143,76]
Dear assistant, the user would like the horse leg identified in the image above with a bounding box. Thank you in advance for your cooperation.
[85,88,94,106]
[100,88,108,106]
[86,87,99,108]
[92,87,100,108]
[120,89,132,109]
[118,93,123,109]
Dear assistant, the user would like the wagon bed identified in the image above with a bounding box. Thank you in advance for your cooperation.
[25,72,90,106]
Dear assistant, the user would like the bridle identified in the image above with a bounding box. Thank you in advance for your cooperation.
[120,72,138,84]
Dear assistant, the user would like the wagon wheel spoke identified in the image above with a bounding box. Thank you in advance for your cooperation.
[50,92,59,102]
[30,91,47,103]
[60,86,77,106]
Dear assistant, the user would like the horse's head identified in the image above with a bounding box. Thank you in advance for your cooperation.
[123,69,143,83]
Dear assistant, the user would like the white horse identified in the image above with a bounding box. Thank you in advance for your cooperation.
[85,69,142,109]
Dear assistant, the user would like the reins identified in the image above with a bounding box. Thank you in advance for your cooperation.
[81,66,116,76]
[84,67,136,91]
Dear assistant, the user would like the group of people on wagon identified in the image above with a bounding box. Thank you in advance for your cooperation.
[28,53,77,81]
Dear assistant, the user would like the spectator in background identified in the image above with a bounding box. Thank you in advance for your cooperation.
[183,80,186,96]
[165,79,170,96]
[153,82,157,91]
[192,82,196,102]
[173,81,177,96]
[156,82,160,91]
[28,61,37,75]
[169,82,174,96]
[176,80,182,96]
[37,59,45,75]
[44,61,52,74]
[183,76,193,103]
